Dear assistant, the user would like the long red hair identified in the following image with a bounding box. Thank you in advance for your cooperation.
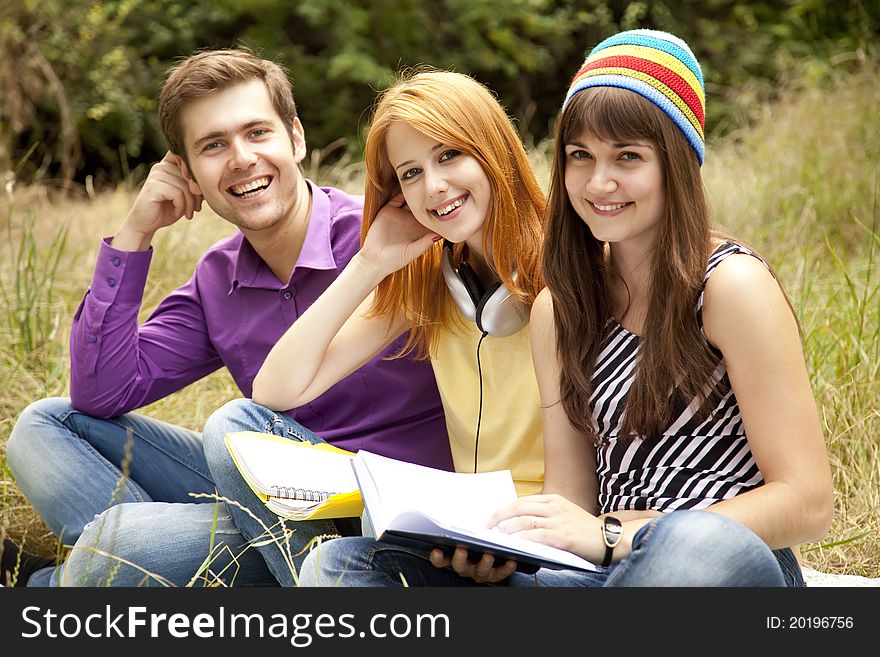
[363,69,545,357]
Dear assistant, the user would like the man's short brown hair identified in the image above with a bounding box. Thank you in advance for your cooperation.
[158,48,298,160]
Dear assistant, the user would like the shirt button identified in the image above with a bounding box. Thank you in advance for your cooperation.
[88,335,98,343]
[107,277,117,287]
[110,257,121,266]
[282,290,293,300]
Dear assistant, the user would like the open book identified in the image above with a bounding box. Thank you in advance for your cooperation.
[224,431,363,520]
[352,450,599,574]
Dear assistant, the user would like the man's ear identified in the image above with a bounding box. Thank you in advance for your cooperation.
[171,153,203,196]
[291,117,307,165]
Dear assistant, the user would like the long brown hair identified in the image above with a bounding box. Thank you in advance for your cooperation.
[544,87,719,443]
[364,69,545,357]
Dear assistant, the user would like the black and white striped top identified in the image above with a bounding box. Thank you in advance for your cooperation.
[594,242,766,514]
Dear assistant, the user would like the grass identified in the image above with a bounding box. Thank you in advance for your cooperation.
[702,66,879,577]
[1,62,878,581]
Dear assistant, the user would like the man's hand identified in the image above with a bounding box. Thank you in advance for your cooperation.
[113,152,204,251]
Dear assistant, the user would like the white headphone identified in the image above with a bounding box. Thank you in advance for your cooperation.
[440,240,529,337]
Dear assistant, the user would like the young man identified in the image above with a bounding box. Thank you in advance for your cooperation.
[5,49,451,587]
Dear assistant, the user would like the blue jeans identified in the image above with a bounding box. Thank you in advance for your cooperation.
[7,397,308,586]
[201,398,362,587]
[298,510,804,587]
[55,501,278,586]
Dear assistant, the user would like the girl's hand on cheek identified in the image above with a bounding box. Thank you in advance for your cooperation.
[360,194,440,275]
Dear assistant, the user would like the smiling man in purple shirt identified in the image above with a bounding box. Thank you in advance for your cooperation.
[5,48,451,587]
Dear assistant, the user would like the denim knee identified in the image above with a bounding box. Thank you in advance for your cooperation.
[298,537,372,587]
[203,398,261,464]
[203,399,321,468]
[64,501,274,587]
[610,510,785,587]
[64,504,147,586]
[6,397,73,479]
[298,540,336,586]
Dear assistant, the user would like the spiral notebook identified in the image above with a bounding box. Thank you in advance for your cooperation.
[224,431,363,520]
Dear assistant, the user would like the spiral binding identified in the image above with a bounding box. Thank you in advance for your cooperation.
[270,486,332,502]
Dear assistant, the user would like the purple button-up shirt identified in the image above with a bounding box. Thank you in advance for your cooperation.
[69,181,453,470]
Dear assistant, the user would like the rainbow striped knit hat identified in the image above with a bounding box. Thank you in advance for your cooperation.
[562,29,706,165]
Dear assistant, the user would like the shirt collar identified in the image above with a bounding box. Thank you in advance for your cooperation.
[295,179,337,272]
[228,180,339,293]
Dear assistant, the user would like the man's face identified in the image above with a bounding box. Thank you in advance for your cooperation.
[178,79,307,233]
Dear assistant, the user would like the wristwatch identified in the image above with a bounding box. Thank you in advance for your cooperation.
[601,516,623,568]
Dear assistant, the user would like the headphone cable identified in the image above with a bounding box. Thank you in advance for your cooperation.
[473,330,488,473]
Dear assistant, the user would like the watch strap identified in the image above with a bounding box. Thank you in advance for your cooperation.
[601,516,622,568]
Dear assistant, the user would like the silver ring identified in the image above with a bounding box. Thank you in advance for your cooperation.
[530,518,537,531]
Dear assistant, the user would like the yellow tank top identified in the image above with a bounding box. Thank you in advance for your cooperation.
[430,317,544,496]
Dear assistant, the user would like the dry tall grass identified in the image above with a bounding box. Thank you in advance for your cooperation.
[703,67,879,577]
[1,64,877,578]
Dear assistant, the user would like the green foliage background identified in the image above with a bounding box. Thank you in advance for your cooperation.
[2,0,877,186]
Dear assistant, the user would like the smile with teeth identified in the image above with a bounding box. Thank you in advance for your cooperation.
[433,195,467,217]
[591,201,631,212]
[229,176,272,198]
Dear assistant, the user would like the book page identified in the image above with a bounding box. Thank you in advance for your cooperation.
[353,451,516,535]
[226,432,358,498]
